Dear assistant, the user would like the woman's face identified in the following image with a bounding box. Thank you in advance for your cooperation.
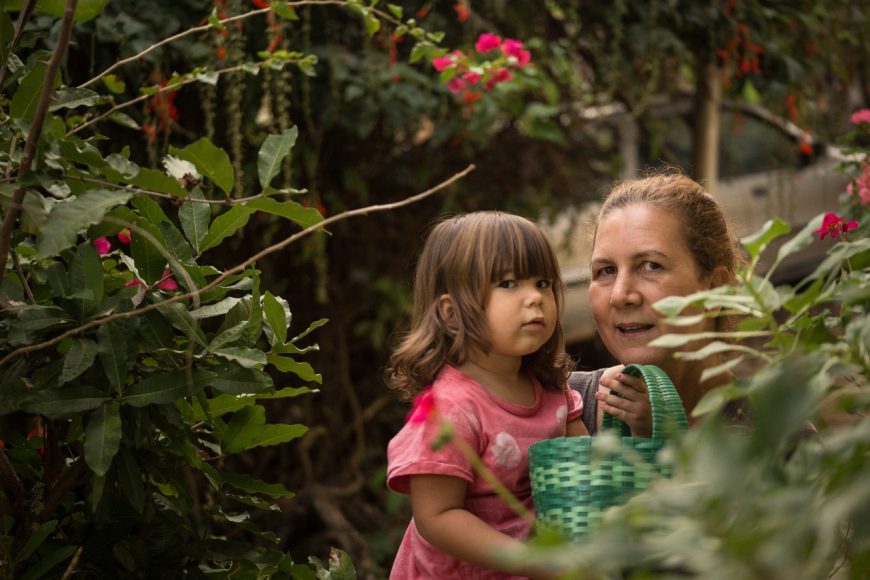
[589,203,716,367]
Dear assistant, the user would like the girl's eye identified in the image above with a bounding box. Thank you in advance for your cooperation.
[536,279,552,289]
[498,279,517,289]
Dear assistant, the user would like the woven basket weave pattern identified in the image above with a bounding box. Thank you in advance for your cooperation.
[528,364,687,540]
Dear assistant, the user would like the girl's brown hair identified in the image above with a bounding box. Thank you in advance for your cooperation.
[386,211,573,400]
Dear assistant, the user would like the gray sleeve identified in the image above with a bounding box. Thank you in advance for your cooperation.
[568,369,605,435]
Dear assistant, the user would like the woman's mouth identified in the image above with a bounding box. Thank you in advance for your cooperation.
[616,323,655,337]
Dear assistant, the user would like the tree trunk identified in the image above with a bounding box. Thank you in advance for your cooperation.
[692,57,722,196]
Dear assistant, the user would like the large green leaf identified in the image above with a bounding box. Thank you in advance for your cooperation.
[159,302,209,348]
[116,448,145,514]
[84,401,122,476]
[170,138,235,196]
[49,87,101,111]
[69,242,104,315]
[130,219,168,285]
[19,545,79,580]
[263,292,287,345]
[128,167,187,198]
[131,195,170,226]
[179,188,211,253]
[257,127,298,189]
[10,61,48,120]
[244,197,324,229]
[741,218,791,262]
[59,338,99,386]
[37,0,109,22]
[199,206,254,253]
[220,471,295,499]
[97,322,128,393]
[208,363,274,394]
[36,189,132,258]
[123,369,215,407]
[213,346,267,369]
[243,267,262,346]
[21,386,108,419]
[13,520,57,565]
[222,404,308,453]
[267,355,322,384]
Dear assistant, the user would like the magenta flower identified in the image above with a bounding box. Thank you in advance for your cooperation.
[447,77,466,94]
[814,212,858,240]
[432,55,456,72]
[117,228,131,244]
[846,163,870,204]
[157,269,178,291]
[500,38,531,66]
[461,70,482,85]
[125,278,141,288]
[474,33,501,54]
[484,67,512,91]
[406,389,436,424]
[93,236,111,255]
[850,109,870,125]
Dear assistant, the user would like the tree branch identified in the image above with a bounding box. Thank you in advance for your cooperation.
[0,0,78,287]
[0,164,474,367]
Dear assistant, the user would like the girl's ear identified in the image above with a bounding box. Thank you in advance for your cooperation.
[437,294,456,330]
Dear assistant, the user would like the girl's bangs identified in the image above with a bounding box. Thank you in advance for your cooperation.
[491,221,560,281]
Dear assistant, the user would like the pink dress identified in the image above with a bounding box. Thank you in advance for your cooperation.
[387,365,583,579]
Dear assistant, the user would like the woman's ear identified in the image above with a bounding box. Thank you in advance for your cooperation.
[437,294,456,329]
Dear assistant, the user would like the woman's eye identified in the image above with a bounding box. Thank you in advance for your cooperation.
[639,261,662,272]
[593,266,616,279]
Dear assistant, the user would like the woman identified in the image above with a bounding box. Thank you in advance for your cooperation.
[571,172,745,435]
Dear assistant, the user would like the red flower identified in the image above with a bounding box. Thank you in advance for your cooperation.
[142,123,156,143]
[157,269,178,291]
[252,0,270,7]
[216,45,227,60]
[814,212,858,240]
[462,90,482,105]
[406,390,436,424]
[117,228,131,244]
[416,6,429,18]
[454,2,470,22]
[93,236,111,255]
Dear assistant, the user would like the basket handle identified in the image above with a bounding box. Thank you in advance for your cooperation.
[600,364,689,440]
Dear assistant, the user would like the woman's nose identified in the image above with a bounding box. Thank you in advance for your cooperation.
[610,273,641,307]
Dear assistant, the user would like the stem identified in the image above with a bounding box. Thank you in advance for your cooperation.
[0,0,38,87]
[0,0,78,287]
[0,164,474,367]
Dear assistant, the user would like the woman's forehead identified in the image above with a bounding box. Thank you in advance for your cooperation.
[593,204,689,259]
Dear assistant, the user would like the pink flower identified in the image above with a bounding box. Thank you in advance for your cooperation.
[461,71,482,85]
[432,55,456,72]
[850,109,870,125]
[500,39,531,66]
[484,67,512,91]
[157,269,178,291]
[125,278,141,288]
[406,390,436,424]
[447,77,466,94]
[93,236,111,255]
[475,33,502,54]
[117,228,131,244]
[846,163,870,204]
[814,212,858,240]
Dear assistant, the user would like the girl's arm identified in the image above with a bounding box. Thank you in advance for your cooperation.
[596,367,652,437]
[410,474,544,576]
[566,417,590,436]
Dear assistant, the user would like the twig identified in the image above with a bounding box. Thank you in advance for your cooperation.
[12,251,35,303]
[0,0,78,287]
[0,0,38,87]
[64,175,274,204]
[0,164,474,367]
[60,546,84,580]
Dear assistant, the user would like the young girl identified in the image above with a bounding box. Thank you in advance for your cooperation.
[385,211,610,578]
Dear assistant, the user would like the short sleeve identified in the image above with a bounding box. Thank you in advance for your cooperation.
[386,396,482,495]
[565,386,583,423]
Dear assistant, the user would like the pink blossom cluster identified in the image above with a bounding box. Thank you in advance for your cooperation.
[846,162,870,204]
[92,228,178,291]
[431,33,532,100]
[850,109,870,125]
[814,212,858,240]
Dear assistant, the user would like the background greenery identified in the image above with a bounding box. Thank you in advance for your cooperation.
[1,0,868,578]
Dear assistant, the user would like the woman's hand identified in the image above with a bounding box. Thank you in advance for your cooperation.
[596,366,652,437]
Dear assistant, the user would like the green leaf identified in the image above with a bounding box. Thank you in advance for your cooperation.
[130,219,168,285]
[19,545,79,580]
[775,213,824,263]
[37,0,109,22]
[10,61,49,120]
[13,520,58,565]
[213,346,268,369]
[243,267,262,346]
[0,11,12,70]
[222,405,307,453]
[69,241,104,315]
[193,394,256,421]
[267,355,321,384]
[36,189,132,259]
[97,322,128,393]
[257,127,298,189]
[363,10,381,36]
[220,471,295,499]
[179,189,211,253]
[244,197,323,229]
[199,206,254,253]
[699,356,745,384]
[84,401,122,476]
[123,369,215,407]
[263,292,287,345]
[60,338,98,386]
[102,74,126,94]
[131,195,170,226]
[209,364,274,395]
[272,2,299,20]
[128,167,187,198]
[159,302,209,348]
[22,386,108,419]
[49,87,100,111]
[387,3,403,18]
[170,138,235,196]
[190,296,243,319]
[741,218,791,262]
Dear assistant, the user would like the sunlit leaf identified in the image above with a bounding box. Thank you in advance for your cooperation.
[267,355,321,384]
[741,218,791,262]
[179,188,211,253]
[244,197,323,229]
[38,0,110,22]
[263,292,287,345]
[199,206,254,253]
[257,127,298,189]
[170,138,234,196]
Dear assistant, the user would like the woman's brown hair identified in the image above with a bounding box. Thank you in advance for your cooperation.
[386,211,573,400]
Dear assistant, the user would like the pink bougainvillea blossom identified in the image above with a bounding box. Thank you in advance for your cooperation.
[850,109,870,125]
[814,212,858,240]
[432,55,456,72]
[846,163,870,204]
[406,389,437,424]
[117,228,131,244]
[125,279,141,288]
[484,67,512,91]
[93,237,111,255]
[447,77,466,94]
[461,71,482,85]
[157,270,178,291]
[474,33,502,54]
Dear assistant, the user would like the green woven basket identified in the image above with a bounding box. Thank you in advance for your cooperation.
[529,364,688,540]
